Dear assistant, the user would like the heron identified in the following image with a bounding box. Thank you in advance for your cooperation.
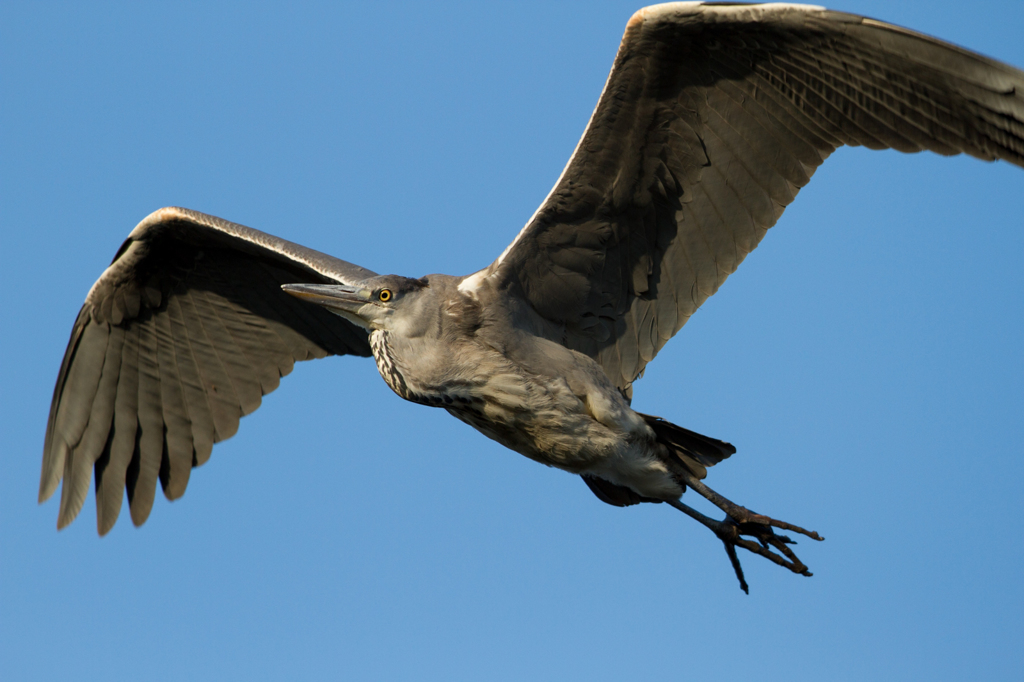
[40,2,1024,592]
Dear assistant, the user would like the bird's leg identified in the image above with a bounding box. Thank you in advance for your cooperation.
[667,470,824,593]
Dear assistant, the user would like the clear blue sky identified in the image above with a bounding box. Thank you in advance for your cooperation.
[2,2,1022,680]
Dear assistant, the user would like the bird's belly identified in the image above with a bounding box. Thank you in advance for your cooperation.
[446,397,611,470]
[443,372,682,501]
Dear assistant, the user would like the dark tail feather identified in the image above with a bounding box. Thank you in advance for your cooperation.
[639,413,736,480]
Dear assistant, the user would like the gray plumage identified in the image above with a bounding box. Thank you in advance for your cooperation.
[40,3,1024,591]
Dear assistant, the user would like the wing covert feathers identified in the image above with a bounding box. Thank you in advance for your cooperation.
[41,207,374,533]
[491,2,1024,394]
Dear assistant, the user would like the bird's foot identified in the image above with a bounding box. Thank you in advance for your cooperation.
[666,476,823,593]
[717,511,818,594]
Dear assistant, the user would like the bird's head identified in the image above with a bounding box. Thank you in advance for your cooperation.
[281,275,432,334]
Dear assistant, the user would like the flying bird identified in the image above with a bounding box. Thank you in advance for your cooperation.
[40,2,1024,592]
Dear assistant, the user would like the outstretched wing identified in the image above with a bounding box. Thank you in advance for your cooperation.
[478,2,1024,395]
[41,207,376,534]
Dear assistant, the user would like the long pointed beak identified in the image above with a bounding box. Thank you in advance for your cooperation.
[281,283,372,315]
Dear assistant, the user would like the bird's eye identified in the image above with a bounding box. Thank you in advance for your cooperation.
[378,289,392,302]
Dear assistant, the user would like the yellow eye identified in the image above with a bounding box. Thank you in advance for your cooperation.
[378,289,393,302]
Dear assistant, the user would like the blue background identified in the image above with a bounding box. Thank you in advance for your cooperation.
[2,2,1022,680]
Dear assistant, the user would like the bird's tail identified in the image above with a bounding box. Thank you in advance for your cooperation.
[580,414,736,507]
[638,413,735,481]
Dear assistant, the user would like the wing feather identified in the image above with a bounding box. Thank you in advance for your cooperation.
[178,289,245,441]
[152,307,194,501]
[164,296,217,469]
[127,317,165,527]
[93,323,140,533]
[75,326,123,512]
[193,288,265,417]
[483,2,1024,392]
[51,321,111,528]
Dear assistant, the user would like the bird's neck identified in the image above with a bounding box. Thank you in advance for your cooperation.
[370,330,413,400]
[369,325,482,409]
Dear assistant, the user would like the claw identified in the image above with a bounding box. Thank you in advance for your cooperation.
[666,479,823,593]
